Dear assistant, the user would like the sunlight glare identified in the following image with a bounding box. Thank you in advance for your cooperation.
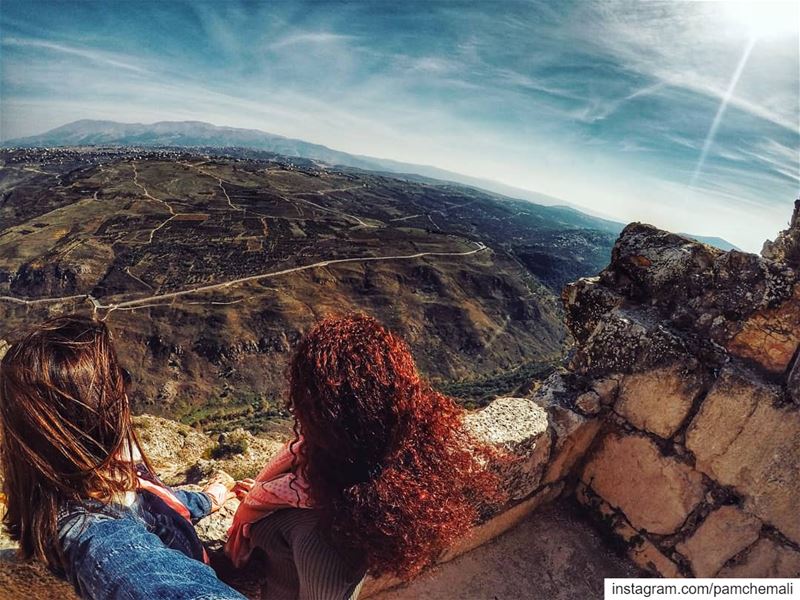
[720,1,800,40]
[689,36,757,188]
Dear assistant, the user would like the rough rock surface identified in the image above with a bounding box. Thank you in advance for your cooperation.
[134,415,288,485]
[726,284,800,373]
[564,224,797,380]
[464,396,551,502]
[564,203,800,578]
[685,369,800,545]
[762,199,800,268]
[718,538,800,578]
[615,365,703,438]
[675,505,762,577]
[580,433,704,535]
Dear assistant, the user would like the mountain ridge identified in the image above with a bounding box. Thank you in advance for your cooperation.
[3,119,740,250]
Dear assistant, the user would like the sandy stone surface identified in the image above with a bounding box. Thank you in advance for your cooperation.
[0,550,77,600]
[615,366,702,438]
[686,369,800,545]
[464,397,551,501]
[581,433,704,535]
[676,506,762,577]
[542,405,602,485]
[373,503,641,600]
[718,538,800,578]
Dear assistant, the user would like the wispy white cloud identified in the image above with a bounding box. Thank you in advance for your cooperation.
[2,37,149,74]
[571,1,799,134]
[269,31,355,50]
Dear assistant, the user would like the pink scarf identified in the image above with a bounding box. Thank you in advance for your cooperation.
[225,438,311,568]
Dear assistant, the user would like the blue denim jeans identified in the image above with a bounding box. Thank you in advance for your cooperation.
[58,489,245,600]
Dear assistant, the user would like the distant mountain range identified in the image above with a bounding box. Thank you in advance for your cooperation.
[3,119,737,250]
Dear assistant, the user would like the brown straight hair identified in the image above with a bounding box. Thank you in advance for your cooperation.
[0,315,151,570]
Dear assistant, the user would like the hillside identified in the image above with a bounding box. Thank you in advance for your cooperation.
[0,146,620,426]
[1,119,609,216]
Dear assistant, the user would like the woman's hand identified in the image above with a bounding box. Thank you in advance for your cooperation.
[203,471,236,512]
[232,478,255,501]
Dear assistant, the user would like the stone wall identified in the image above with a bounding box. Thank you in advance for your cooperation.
[561,200,800,578]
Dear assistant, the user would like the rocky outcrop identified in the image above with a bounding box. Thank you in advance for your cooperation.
[563,206,800,578]
[762,199,800,268]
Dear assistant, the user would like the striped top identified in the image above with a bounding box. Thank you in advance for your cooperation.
[249,508,367,600]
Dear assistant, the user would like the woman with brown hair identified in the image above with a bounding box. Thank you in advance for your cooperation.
[0,315,246,600]
[226,313,499,599]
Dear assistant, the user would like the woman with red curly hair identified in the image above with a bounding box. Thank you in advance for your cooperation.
[226,313,499,599]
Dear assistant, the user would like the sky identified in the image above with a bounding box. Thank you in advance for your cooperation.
[1,0,798,251]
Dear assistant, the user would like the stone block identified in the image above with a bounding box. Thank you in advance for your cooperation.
[675,506,761,577]
[542,406,602,484]
[686,369,800,544]
[464,397,551,501]
[615,365,703,438]
[581,433,704,535]
[610,513,682,578]
[630,540,682,578]
[718,538,800,578]
[726,284,800,374]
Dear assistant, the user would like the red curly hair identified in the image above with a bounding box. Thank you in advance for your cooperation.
[287,313,500,579]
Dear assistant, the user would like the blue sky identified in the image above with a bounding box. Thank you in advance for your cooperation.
[1,0,798,250]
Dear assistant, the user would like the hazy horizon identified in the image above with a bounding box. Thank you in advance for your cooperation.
[1,1,798,251]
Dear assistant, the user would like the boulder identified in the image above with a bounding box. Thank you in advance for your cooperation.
[599,223,721,304]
